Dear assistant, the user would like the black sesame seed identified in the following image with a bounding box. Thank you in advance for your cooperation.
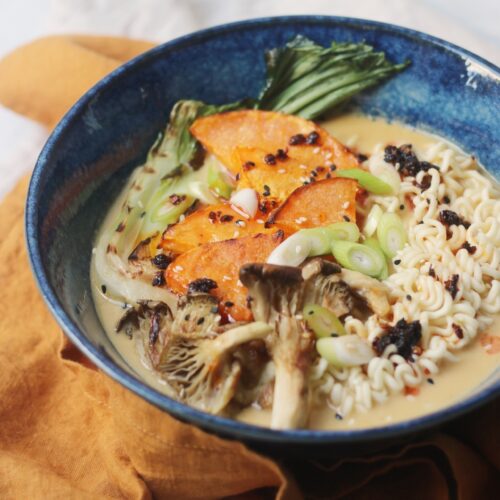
[400,204,405,210]
[197,317,205,325]
[275,148,288,161]
[243,161,255,171]
[394,259,401,265]
[427,378,435,384]
[152,272,165,287]
[289,133,306,146]
[335,413,343,420]
[224,301,234,308]
[151,253,172,270]
[210,306,219,314]
[264,154,276,165]
[101,285,107,294]
[406,294,412,301]
[220,214,234,223]
[343,215,350,222]
[185,314,190,321]
[306,131,320,145]
[329,164,337,172]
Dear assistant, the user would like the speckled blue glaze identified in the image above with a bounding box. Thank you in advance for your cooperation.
[26,17,499,451]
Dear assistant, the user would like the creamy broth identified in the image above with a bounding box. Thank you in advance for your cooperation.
[91,113,499,429]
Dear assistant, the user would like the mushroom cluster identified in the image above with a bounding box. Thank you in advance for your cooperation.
[117,258,389,429]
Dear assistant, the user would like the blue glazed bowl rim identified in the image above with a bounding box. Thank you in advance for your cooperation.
[26,15,500,444]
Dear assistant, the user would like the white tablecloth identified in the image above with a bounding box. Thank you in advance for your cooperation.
[0,0,498,200]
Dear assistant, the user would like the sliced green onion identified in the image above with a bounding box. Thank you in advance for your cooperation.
[376,213,407,258]
[336,168,393,195]
[207,163,233,199]
[267,232,312,266]
[326,222,360,242]
[363,204,383,237]
[303,304,346,338]
[331,240,384,277]
[316,335,374,367]
[296,227,333,256]
[363,237,389,279]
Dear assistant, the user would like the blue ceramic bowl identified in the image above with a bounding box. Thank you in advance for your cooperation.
[26,16,499,451]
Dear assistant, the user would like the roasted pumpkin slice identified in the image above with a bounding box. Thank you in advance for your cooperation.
[190,110,358,174]
[165,231,284,321]
[160,203,272,254]
[267,178,358,233]
[235,147,336,201]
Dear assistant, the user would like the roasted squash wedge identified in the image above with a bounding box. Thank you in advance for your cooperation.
[266,178,357,233]
[165,231,284,321]
[190,110,358,174]
[235,147,336,201]
[160,203,272,254]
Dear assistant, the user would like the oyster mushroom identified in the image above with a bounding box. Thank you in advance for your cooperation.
[240,258,390,429]
[117,294,272,413]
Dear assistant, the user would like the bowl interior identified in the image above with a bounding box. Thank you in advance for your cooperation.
[27,16,499,445]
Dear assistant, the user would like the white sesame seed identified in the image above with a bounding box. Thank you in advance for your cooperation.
[299,164,307,170]
[278,168,286,174]
[325,151,332,159]
[222,275,231,282]
[256,219,264,224]
[313,147,320,154]
[173,265,183,272]
[342,201,350,209]
[179,214,185,222]
[233,230,240,238]
[236,280,243,287]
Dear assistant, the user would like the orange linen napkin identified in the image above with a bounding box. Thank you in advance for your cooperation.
[0,36,498,499]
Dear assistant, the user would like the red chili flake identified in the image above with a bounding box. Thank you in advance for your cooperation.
[220,214,234,223]
[169,194,186,206]
[315,166,326,173]
[452,323,464,339]
[355,188,369,208]
[208,211,217,222]
[243,161,255,171]
[235,173,240,181]
[445,274,459,299]
[461,241,477,254]
[404,386,420,396]
[326,173,332,179]
[306,131,320,145]
[404,194,415,210]
[264,154,276,165]
[275,148,288,161]
[289,133,306,146]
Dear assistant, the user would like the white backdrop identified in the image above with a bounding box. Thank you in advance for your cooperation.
[0,0,498,200]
